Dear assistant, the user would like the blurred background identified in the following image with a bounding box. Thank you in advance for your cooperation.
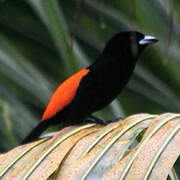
[0,0,179,152]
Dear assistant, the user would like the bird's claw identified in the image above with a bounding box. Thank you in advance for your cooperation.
[86,115,123,125]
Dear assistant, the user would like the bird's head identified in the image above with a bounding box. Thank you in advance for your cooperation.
[103,31,158,60]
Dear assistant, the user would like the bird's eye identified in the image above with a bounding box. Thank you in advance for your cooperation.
[129,35,138,45]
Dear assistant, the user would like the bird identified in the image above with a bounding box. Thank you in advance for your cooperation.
[21,31,158,144]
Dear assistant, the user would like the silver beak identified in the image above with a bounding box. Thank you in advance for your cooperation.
[139,35,158,45]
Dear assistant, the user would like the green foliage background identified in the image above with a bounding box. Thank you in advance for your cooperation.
[0,0,179,152]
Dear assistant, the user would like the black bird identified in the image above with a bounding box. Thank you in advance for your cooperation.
[21,31,158,144]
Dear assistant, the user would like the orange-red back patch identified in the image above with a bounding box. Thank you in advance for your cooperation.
[42,68,90,120]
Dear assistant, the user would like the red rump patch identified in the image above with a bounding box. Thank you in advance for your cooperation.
[42,68,90,120]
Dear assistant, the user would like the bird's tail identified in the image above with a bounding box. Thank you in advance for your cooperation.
[21,119,52,145]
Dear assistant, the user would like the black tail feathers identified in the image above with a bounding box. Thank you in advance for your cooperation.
[21,119,52,145]
[21,107,70,145]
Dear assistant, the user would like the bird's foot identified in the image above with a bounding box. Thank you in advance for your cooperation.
[86,115,123,125]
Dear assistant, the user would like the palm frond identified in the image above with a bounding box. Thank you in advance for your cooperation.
[0,113,179,179]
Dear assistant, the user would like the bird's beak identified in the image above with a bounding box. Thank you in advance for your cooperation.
[139,35,158,45]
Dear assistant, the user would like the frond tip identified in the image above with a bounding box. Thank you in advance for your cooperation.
[0,113,179,180]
